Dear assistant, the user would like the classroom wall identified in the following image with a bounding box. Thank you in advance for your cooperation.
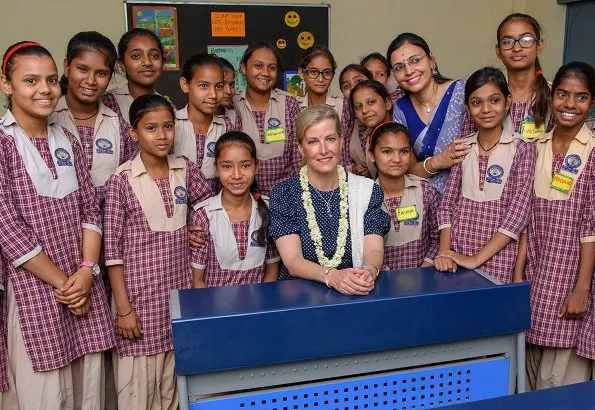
[0,0,567,108]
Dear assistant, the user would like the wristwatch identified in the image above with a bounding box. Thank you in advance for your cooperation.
[80,261,101,277]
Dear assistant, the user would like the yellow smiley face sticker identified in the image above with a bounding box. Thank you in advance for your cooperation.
[297,31,315,49]
[284,11,300,27]
[276,38,287,49]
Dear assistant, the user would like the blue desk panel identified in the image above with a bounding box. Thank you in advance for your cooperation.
[444,381,595,409]
[172,268,530,375]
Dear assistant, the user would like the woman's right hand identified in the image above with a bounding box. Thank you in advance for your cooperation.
[327,268,374,295]
[432,138,471,170]
[117,309,143,340]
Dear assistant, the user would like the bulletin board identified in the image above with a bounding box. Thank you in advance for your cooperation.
[125,2,330,108]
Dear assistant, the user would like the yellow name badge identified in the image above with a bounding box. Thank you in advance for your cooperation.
[396,205,418,222]
[264,127,286,143]
[520,120,545,139]
[550,172,573,193]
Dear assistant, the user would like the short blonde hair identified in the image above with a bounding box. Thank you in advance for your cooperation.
[295,105,341,144]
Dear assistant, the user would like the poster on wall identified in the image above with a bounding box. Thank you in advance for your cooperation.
[132,6,179,70]
[207,45,248,92]
[284,71,305,97]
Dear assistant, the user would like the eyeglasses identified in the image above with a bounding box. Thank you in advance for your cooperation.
[392,55,426,73]
[303,68,335,80]
[498,35,538,50]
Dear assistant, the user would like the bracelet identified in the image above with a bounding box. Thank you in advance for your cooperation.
[324,266,335,288]
[423,157,438,175]
[362,264,380,279]
[116,308,133,317]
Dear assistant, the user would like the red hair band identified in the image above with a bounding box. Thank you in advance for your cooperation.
[2,42,42,75]
[535,69,543,77]
[253,192,261,200]
[369,121,397,146]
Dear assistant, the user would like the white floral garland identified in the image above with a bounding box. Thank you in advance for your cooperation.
[300,165,349,268]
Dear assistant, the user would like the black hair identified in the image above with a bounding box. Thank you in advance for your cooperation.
[551,62,595,102]
[129,94,174,128]
[180,53,223,83]
[464,66,510,103]
[298,45,337,71]
[60,31,118,95]
[117,28,164,61]
[386,32,450,85]
[216,57,235,72]
[2,42,54,109]
[339,64,373,87]
[349,79,391,108]
[361,52,390,76]
[497,13,550,126]
[214,131,269,247]
[369,122,411,153]
[240,42,284,74]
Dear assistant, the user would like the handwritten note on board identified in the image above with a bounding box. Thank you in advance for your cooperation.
[211,12,246,37]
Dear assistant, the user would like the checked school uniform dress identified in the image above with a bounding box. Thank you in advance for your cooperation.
[234,89,302,196]
[525,125,595,390]
[438,129,535,284]
[0,256,18,410]
[382,175,440,270]
[296,93,354,167]
[190,192,280,286]
[509,100,555,140]
[104,154,212,410]
[0,110,115,410]
[173,106,235,190]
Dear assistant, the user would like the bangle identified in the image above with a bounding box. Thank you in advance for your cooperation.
[423,157,438,175]
[116,308,133,317]
[324,266,335,288]
[362,264,380,279]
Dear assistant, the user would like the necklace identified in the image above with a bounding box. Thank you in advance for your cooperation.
[300,165,349,268]
[310,186,337,216]
[72,109,99,121]
[412,83,439,114]
[478,136,500,153]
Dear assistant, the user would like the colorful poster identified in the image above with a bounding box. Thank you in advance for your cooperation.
[207,45,248,92]
[211,12,246,37]
[132,6,179,70]
[284,71,305,97]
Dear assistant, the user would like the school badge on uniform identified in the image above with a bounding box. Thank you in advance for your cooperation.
[206,142,216,158]
[268,118,281,128]
[562,154,581,174]
[54,148,72,166]
[95,138,114,154]
[486,165,504,184]
[174,186,187,204]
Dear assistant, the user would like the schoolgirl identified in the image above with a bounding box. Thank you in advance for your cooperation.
[361,52,404,104]
[0,41,114,410]
[370,122,439,270]
[216,57,242,129]
[523,62,595,390]
[52,31,132,202]
[297,45,353,167]
[104,94,212,409]
[496,13,555,138]
[339,63,372,100]
[350,80,393,179]
[102,27,166,119]
[174,53,234,189]
[191,131,280,287]
[435,67,535,282]
[234,42,302,196]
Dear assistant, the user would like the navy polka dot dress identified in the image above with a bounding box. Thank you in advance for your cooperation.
[269,174,390,280]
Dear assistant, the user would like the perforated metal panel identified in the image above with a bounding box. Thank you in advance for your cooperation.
[190,357,510,409]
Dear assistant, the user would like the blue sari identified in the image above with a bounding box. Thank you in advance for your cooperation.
[393,80,467,193]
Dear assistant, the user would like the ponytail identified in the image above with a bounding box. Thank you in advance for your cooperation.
[532,58,551,126]
[251,188,270,247]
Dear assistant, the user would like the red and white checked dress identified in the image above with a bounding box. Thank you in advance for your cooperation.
[0,257,8,391]
[383,178,440,270]
[0,119,115,372]
[509,101,555,138]
[438,136,535,283]
[577,277,595,360]
[103,158,212,357]
[190,202,279,287]
[234,90,302,196]
[525,134,595,348]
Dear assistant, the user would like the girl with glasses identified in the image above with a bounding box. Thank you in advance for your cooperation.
[297,45,353,168]
[496,13,555,138]
[388,32,475,194]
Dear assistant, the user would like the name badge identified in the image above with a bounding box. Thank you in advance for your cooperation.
[520,120,545,140]
[550,173,573,193]
[396,205,418,222]
[264,127,286,143]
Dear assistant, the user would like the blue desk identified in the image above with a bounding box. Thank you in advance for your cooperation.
[445,381,595,409]
[171,268,530,409]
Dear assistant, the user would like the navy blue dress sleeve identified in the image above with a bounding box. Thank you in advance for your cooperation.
[269,176,300,241]
[364,183,391,236]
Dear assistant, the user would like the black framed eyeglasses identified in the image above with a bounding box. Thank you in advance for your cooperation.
[498,35,538,50]
[304,68,334,80]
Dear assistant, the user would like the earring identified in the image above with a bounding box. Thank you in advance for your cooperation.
[431,67,438,76]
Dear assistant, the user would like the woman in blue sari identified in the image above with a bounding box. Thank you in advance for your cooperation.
[387,33,475,193]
